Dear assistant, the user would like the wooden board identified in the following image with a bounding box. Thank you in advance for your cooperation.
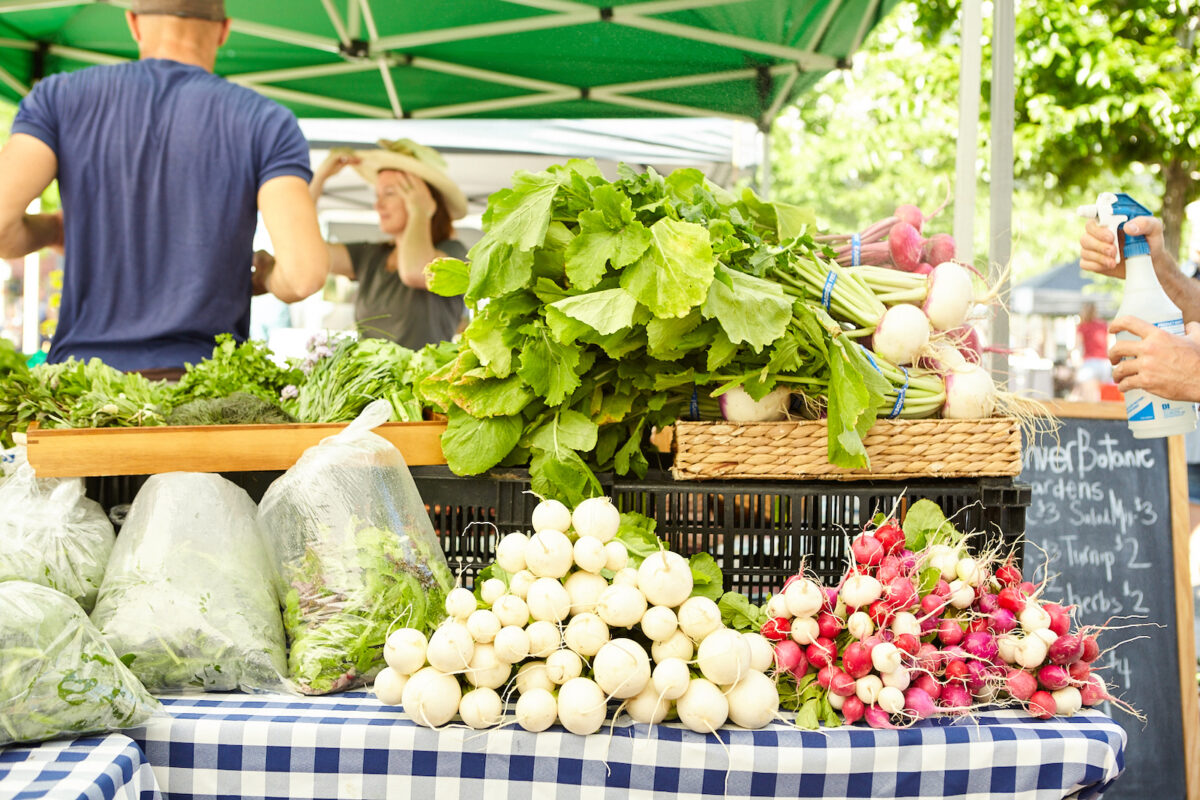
[25,420,448,477]
[1020,400,1199,800]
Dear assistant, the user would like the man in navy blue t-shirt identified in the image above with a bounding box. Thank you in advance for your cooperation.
[0,0,327,374]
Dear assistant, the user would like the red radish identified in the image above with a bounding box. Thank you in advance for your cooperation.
[894,633,920,657]
[773,639,804,673]
[761,617,791,642]
[876,560,901,586]
[806,637,837,670]
[1048,634,1084,665]
[1028,690,1056,719]
[1079,675,1108,706]
[914,263,934,275]
[944,659,969,682]
[894,204,925,232]
[996,562,1022,586]
[1068,661,1091,683]
[817,612,842,639]
[1019,581,1037,597]
[822,587,838,611]
[842,642,873,679]
[922,232,956,264]
[939,682,971,712]
[889,222,925,272]
[932,580,951,598]
[916,643,941,674]
[1080,635,1100,663]
[841,695,865,724]
[1037,664,1071,691]
[948,324,983,364]
[920,594,946,617]
[875,523,905,554]
[937,618,964,647]
[817,664,840,690]
[1044,604,1071,637]
[997,586,1026,614]
[864,703,901,729]
[885,577,917,611]
[967,617,992,635]
[1005,668,1037,701]
[868,599,894,627]
[976,592,999,614]
[872,303,931,366]
[851,534,885,567]
[922,262,975,331]
[913,672,942,700]
[829,669,857,698]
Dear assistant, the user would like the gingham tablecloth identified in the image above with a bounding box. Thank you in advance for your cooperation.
[0,734,162,800]
[116,691,1126,800]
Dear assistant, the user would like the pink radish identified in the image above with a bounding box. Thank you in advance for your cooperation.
[774,639,804,673]
[864,703,901,729]
[922,233,956,265]
[1080,636,1100,663]
[913,672,942,700]
[894,204,925,232]
[939,682,971,712]
[903,687,937,719]
[1037,664,1071,691]
[842,695,865,724]
[1079,675,1108,706]
[1048,634,1085,665]
[829,669,857,697]
[1028,690,1056,719]
[888,222,925,272]
[1005,668,1037,701]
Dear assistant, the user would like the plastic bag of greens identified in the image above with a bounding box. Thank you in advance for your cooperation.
[0,450,115,612]
[90,473,288,693]
[0,581,159,745]
[258,399,453,694]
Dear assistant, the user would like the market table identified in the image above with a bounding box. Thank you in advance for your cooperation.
[0,734,162,800]
[114,691,1126,800]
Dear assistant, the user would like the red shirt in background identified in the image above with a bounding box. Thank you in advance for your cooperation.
[1077,319,1108,360]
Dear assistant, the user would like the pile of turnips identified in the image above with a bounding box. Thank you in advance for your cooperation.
[762,500,1113,729]
[373,496,780,735]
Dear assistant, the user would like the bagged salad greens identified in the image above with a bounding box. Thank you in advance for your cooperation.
[0,581,159,745]
[258,399,453,694]
[0,450,115,612]
[90,473,288,693]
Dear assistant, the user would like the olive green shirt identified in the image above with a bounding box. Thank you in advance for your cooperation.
[345,240,467,349]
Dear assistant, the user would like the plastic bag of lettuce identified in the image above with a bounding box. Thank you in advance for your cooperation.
[258,399,454,694]
[90,473,288,693]
[0,581,159,745]
[0,449,115,613]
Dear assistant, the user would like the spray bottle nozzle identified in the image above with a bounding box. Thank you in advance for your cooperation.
[1078,192,1153,259]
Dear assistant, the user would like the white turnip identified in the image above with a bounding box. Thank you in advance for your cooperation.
[572,497,620,542]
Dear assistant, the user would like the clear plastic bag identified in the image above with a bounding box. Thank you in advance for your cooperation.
[0,581,159,745]
[258,399,454,694]
[90,473,288,693]
[0,451,115,613]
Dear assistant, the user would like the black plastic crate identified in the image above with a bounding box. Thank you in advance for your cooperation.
[85,467,1030,603]
[410,465,1030,600]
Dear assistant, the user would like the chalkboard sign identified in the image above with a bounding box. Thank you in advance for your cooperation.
[1020,402,1199,800]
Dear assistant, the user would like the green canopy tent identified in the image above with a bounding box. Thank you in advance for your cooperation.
[0,0,901,129]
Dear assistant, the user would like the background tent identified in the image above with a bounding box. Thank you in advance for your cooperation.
[1010,260,1118,318]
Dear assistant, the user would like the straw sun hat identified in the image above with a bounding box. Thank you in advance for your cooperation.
[350,138,468,220]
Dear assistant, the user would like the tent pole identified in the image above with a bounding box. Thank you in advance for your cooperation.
[759,126,772,198]
[990,0,1015,382]
[953,1,981,279]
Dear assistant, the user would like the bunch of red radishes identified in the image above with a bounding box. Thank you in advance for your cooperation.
[760,517,1110,728]
[820,204,956,274]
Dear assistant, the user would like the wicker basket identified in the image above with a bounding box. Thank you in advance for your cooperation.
[671,417,1022,481]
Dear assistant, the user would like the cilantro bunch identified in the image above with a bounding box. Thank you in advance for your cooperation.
[424,161,895,505]
[173,333,302,407]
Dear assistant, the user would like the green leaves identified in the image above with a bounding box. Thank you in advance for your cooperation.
[550,288,639,336]
[688,553,724,601]
[701,266,792,351]
[441,407,523,475]
[903,498,963,551]
[619,218,716,318]
[426,257,469,297]
[565,184,652,290]
[718,592,768,633]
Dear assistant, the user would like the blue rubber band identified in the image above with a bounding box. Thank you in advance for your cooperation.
[861,346,883,374]
[821,271,838,311]
[851,234,861,267]
[889,367,909,419]
[690,387,700,421]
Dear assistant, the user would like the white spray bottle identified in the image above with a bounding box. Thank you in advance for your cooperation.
[1077,192,1197,438]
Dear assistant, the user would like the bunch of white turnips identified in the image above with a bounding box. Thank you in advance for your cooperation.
[374,496,780,735]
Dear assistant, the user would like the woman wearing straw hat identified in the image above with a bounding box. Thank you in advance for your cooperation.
[306,138,468,349]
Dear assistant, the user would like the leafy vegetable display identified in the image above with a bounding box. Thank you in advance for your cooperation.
[90,473,288,693]
[0,581,159,746]
[172,334,301,408]
[424,161,905,504]
[258,401,455,694]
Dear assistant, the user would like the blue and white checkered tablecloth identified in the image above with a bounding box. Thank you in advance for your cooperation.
[0,734,162,800]
[116,692,1126,800]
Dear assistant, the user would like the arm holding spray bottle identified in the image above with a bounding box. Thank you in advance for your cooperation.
[1078,193,1200,433]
